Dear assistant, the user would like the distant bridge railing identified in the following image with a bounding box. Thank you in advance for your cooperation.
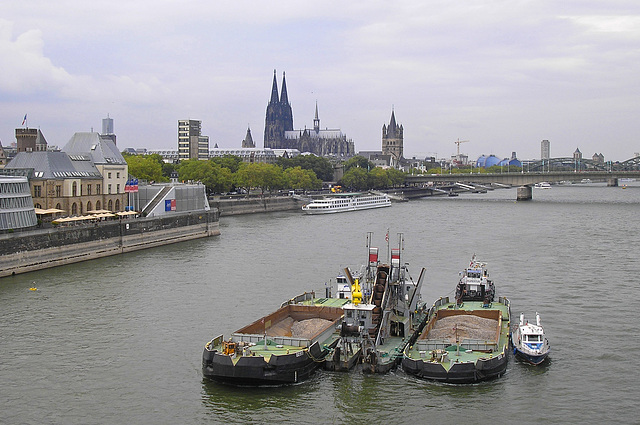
[406,171,640,186]
[524,156,640,172]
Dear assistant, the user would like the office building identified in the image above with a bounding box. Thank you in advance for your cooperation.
[541,139,550,160]
[178,120,209,161]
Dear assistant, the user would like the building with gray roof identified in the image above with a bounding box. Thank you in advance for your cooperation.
[63,132,128,212]
[3,131,129,216]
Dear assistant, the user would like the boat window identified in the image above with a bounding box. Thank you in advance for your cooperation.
[346,311,353,318]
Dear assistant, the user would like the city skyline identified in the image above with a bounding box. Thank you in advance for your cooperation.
[1,1,639,162]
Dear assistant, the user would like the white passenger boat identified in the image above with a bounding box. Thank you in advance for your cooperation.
[534,182,551,189]
[301,192,391,214]
[511,312,550,365]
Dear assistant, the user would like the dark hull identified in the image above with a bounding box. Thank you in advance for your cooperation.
[513,347,549,365]
[402,352,507,383]
[202,340,330,385]
[363,356,401,374]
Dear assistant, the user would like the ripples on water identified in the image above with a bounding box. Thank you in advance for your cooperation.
[1,183,639,424]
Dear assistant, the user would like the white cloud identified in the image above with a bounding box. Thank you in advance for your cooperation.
[0,20,73,94]
[567,15,640,34]
[1,2,640,160]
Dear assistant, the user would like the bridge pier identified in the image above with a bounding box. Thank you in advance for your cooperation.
[517,185,532,201]
[607,177,618,187]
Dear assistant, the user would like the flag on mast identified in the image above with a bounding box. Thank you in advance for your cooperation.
[21,114,27,126]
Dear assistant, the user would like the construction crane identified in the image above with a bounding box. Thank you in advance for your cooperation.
[454,139,469,156]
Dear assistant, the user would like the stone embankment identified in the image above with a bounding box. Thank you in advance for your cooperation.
[0,209,219,278]
[210,196,303,216]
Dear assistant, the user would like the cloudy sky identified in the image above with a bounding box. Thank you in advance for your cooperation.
[1,1,639,161]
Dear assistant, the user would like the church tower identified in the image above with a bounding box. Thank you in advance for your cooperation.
[382,109,403,160]
[264,70,293,148]
[242,125,255,148]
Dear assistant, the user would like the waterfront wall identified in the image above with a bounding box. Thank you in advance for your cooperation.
[210,196,302,216]
[0,209,219,278]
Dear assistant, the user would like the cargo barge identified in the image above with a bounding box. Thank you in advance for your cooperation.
[202,302,346,385]
[402,256,511,383]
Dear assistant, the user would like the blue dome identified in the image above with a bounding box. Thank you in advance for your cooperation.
[498,158,522,167]
[476,155,501,168]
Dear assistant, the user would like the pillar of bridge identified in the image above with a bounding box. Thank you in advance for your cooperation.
[607,177,618,187]
[517,185,532,201]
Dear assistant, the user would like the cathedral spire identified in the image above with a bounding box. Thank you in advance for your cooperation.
[313,101,320,132]
[280,71,289,105]
[269,69,279,104]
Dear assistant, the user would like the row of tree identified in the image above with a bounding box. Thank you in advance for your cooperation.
[123,153,409,194]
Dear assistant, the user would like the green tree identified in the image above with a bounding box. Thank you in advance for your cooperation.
[340,167,369,190]
[178,159,214,187]
[125,155,164,182]
[386,168,406,186]
[235,163,285,195]
[343,155,374,173]
[178,160,235,194]
[162,162,177,179]
[211,155,243,173]
[284,166,322,190]
[277,155,334,181]
[368,167,390,189]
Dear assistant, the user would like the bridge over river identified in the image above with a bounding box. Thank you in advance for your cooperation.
[405,170,640,200]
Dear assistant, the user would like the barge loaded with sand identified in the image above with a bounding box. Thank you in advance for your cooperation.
[402,256,511,383]
[202,302,347,385]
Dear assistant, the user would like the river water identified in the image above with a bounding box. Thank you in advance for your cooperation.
[1,183,638,424]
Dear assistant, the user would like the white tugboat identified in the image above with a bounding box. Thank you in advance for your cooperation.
[511,312,550,365]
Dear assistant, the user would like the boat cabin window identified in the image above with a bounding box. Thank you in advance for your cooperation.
[346,311,353,318]
[525,334,541,342]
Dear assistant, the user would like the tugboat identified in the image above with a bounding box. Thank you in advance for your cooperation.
[288,232,428,374]
[202,301,346,385]
[511,312,550,365]
[325,233,427,373]
[402,255,511,383]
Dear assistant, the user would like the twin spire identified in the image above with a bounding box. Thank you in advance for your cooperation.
[269,69,290,105]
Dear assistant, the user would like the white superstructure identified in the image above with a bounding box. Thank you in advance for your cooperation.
[302,192,391,214]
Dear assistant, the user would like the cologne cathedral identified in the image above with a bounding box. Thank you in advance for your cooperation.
[264,71,354,157]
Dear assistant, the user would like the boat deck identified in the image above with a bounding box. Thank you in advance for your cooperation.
[227,334,339,364]
[310,298,352,308]
[405,300,510,371]
[376,335,406,363]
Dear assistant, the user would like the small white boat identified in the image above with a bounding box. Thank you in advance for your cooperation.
[511,312,550,365]
[534,182,551,189]
[302,192,391,214]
